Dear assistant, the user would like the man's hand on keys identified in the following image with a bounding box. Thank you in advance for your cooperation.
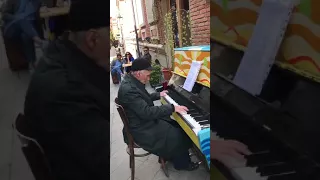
[174,105,188,114]
[211,140,251,167]
[160,90,168,97]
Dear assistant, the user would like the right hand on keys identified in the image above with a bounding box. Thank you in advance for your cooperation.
[211,140,251,167]
[174,105,188,114]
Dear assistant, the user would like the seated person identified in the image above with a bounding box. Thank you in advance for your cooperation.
[111,54,124,82]
[1,0,45,70]
[122,51,134,73]
[117,57,199,171]
[23,0,110,179]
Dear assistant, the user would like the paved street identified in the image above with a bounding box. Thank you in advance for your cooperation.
[111,46,117,57]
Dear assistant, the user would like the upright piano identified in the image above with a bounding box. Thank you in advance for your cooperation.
[211,41,320,180]
[160,45,211,168]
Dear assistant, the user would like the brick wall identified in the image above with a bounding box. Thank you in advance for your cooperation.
[189,0,210,45]
[141,0,151,37]
[155,0,165,44]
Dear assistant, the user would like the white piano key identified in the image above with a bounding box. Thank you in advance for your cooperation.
[231,167,268,180]
[164,95,203,134]
[220,155,247,168]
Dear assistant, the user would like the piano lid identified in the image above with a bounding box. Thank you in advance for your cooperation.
[173,45,210,88]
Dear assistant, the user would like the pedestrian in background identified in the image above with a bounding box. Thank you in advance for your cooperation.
[111,53,124,83]
[142,46,152,64]
[123,51,134,73]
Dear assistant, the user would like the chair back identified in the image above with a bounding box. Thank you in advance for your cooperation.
[13,113,54,180]
[115,98,135,148]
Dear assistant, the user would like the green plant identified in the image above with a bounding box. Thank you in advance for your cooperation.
[163,8,192,69]
[149,63,162,86]
[110,31,115,48]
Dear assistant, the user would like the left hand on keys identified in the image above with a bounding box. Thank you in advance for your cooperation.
[211,140,251,167]
[160,90,168,97]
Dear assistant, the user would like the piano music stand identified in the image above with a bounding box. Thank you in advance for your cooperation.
[115,98,169,179]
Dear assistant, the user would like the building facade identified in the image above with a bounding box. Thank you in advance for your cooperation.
[118,0,210,66]
[111,17,120,41]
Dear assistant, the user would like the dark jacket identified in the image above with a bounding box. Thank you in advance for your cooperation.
[117,74,191,159]
[143,53,152,64]
[24,39,110,180]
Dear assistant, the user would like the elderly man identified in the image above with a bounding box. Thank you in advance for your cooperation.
[23,1,110,180]
[118,57,199,171]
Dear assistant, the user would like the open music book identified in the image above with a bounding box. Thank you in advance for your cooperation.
[233,0,296,95]
[183,61,202,92]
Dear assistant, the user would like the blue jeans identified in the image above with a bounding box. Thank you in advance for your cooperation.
[4,19,37,64]
[111,70,121,82]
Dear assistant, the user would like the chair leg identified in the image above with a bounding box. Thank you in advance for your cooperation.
[131,155,135,180]
[160,158,169,177]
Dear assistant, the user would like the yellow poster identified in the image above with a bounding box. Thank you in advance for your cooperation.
[173,46,210,87]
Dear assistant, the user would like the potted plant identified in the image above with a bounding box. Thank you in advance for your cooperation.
[161,44,173,81]
[149,63,162,88]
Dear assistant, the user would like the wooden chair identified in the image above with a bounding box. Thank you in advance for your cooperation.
[115,98,169,179]
[12,113,54,180]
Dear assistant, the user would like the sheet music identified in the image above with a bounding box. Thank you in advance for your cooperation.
[233,0,295,95]
[183,61,202,92]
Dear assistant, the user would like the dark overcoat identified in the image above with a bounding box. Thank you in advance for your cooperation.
[118,74,191,159]
[24,39,110,180]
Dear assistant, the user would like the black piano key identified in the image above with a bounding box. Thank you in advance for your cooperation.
[190,113,201,116]
[194,117,209,123]
[198,120,209,125]
[257,163,295,177]
[245,152,286,167]
[267,173,300,180]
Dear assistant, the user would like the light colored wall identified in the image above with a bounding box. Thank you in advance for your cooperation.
[134,0,144,26]
[150,25,159,39]
[146,0,154,23]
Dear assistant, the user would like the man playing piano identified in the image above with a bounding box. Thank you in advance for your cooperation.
[118,58,200,171]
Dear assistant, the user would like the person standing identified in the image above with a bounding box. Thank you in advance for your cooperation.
[142,46,152,64]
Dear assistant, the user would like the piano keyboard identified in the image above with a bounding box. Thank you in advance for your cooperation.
[164,94,200,134]
[161,88,211,167]
[211,128,320,180]
[163,89,210,135]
